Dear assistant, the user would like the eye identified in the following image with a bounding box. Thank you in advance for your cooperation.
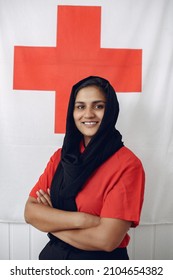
[75,104,85,110]
[94,103,105,110]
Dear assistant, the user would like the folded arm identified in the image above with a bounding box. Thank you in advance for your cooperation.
[52,218,131,252]
[25,189,131,252]
[24,190,100,232]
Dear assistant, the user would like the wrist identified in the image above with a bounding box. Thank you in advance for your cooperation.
[77,212,100,229]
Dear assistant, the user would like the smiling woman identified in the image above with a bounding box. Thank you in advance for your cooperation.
[73,86,106,146]
[24,76,145,260]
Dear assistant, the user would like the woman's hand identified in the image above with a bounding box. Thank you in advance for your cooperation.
[36,189,100,228]
[35,189,100,228]
[36,189,52,207]
[25,195,100,232]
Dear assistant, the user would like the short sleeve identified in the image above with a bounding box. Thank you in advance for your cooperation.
[29,149,61,198]
[100,156,145,227]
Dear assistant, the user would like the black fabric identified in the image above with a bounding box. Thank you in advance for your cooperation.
[50,76,124,211]
[39,233,129,260]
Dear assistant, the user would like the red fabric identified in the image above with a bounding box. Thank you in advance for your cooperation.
[29,146,145,247]
[13,6,142,133]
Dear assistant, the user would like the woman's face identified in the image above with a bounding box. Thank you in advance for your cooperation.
[73,85,106,146]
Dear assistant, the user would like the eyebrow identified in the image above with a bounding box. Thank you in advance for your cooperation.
[75,100,106,104]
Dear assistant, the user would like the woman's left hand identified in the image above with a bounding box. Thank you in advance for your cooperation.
[36,189,52,207]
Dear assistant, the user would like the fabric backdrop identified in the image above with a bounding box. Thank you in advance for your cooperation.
[0,0,173,224]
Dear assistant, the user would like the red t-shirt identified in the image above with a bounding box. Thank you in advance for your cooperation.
[29,146,145,247]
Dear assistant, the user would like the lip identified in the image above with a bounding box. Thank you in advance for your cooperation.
[81,121,99,127]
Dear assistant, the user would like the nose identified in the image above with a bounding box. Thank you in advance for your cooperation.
[84,106,95,118]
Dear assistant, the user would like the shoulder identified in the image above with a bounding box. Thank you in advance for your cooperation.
[50,148,62,160]
[49,148,62,167]
[97,146,145,179]
[115,147,145,183]
[107,146,145,175]
[116,146,143,167]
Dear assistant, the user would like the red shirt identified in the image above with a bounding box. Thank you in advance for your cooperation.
[30,146,145,247]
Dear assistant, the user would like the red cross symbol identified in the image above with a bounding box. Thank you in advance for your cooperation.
[13,6,142,133]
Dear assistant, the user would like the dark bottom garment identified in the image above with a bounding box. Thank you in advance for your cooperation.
[39,233,129,260]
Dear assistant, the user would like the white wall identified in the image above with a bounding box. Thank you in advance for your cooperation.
[0,222,173,260]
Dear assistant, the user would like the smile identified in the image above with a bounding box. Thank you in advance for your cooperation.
[82,121,99,126]
[82,122,98,124]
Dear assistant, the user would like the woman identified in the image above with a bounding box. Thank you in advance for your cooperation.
[24,76,145,260]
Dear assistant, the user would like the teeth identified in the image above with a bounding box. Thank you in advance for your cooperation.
[83,122,97,125]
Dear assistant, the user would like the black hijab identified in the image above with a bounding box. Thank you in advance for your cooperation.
[50,76,123,211]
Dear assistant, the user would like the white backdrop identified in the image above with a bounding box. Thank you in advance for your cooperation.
[0,0,173,224]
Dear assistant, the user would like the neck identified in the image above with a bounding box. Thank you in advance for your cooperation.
[83,136,91,147]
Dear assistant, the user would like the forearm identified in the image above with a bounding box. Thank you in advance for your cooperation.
[52,218,131,252]
[24,197,100,232]
[52,228,105,251]
[25,202,82,232]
